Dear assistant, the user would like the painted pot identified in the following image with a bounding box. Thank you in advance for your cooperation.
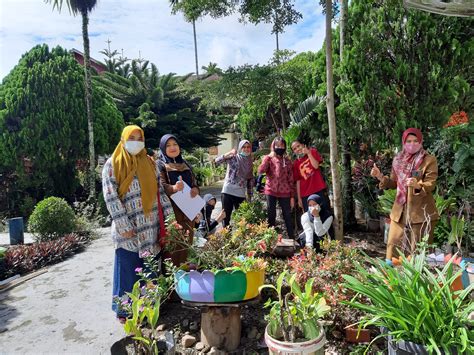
[175,268,265,303]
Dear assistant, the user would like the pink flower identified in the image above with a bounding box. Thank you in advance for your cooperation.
[141,251,151,258]
[135,267,143,273]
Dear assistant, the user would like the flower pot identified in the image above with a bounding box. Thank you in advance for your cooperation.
[111,332,175,354]
[366,218,380,232]
[384,330,457,355]
[175,268,265,303]
[387,335,429,355]
[264,325,326,355]
[345,327,371,343]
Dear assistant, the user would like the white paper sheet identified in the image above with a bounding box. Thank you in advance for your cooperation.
[170,181,205,221]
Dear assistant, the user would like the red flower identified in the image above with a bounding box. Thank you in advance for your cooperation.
[258,241,267,252]
[247,251,256,258]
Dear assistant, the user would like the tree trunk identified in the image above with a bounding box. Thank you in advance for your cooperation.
[193,19,199,77]
[325,0,343,240]
[275,31,280,52]
[278,89,287,133]
[82,10,96,200]
[339,0,356,227]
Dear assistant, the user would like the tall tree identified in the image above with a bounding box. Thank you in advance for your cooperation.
[0,44,123,215]
[338,0,356,227]
[170,1,202,77]
[324,0,343,240]
[94,60,230,150]
[45,0,99,200]
[339,0,473,149]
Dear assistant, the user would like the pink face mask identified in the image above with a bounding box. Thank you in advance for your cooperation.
[404,142,421,154]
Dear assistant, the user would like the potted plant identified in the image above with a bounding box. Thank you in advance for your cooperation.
[113,254,176,354]
[352,152,393,231]
[259,271,331,355]
[169,216,280,303]
[343,246,474,354]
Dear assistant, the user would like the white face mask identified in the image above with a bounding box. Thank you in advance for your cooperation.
[308,205,320,213]
[125,141,145,155]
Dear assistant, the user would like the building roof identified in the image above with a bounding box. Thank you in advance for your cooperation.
[71,48,107,70]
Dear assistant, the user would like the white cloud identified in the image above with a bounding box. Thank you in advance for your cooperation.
[0,0,328,79]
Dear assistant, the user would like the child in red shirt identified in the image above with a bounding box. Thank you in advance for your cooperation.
[291,140,327,211]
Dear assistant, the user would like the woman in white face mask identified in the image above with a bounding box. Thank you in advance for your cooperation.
[370,128,439,262]
[102,125,172,322]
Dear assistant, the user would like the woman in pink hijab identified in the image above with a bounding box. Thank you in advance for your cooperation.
[371,128,439,260]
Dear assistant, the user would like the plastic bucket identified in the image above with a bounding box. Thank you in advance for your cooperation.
[8,217,24,245]
[265,325,326,355]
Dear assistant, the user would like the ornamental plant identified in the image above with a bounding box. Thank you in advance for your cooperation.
[260,270,331,342]
[232,199,267,225]
[352,151,393,219]
[287,240,366,328]
[28,197,76,241]
[114,255,175,354]
[342,248,474,354]
[188,220,280,272]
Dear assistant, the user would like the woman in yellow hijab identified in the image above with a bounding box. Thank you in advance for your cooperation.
[102,125,172,320]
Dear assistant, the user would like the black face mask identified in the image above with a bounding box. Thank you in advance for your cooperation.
[274,148,286,156]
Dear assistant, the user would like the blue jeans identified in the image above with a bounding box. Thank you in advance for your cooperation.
[112,248,144,317]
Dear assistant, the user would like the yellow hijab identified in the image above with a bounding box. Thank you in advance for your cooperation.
[112,125,157,216]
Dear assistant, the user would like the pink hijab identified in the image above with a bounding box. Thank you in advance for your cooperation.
[392,128,426,205]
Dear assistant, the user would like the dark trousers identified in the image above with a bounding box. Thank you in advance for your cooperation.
[266,195,294,238]
[221,193,246,227]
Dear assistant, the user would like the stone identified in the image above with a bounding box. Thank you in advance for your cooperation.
[195,342,206,351]
[208,347,221,355]
[157,324,167,331]
[181,334,197,348]
[332,330,343,339]
[189,321,199,331]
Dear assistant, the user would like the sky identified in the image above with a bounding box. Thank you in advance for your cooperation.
[0,0,327,80]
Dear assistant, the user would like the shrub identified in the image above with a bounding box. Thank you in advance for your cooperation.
[1,234,88,280]
[233,200,267,225]
[28,197,76,241]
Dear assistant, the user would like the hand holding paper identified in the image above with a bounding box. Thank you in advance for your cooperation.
[174,175,184,192]
[170,181,205,220]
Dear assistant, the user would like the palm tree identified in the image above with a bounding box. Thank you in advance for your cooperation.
[170,0,201,77]
[201,62,223,75]
[324,0,343,240]
[45,0,98,200]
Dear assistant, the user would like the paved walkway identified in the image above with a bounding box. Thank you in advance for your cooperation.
[0,227,125,354]
[0,182,224,354]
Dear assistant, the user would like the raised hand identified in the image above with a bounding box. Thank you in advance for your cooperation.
[370,163,383,181]
[174,175,184,192]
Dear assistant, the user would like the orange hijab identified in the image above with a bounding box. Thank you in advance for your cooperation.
[112,125,157,216]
